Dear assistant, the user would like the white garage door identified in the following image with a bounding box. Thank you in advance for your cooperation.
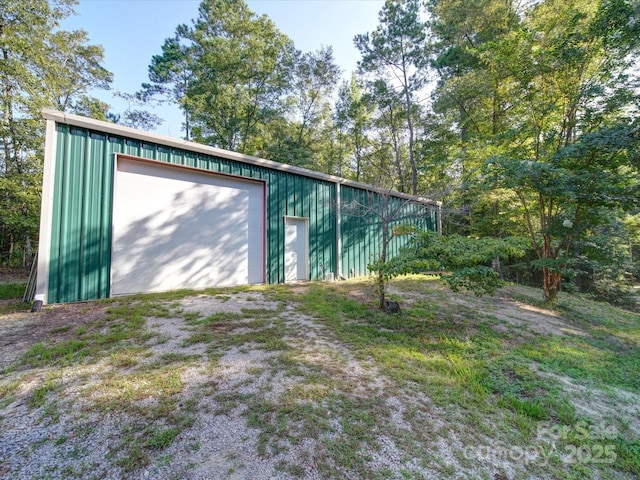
[111,158,265,296]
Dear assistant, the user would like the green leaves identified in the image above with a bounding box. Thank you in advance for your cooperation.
[441,266,502,296]
[405,231,528,267]
[144,0,295,151]
[429,0,640,300]
[373,231,529,296]
[355,0,428,75]
[143,0,343,168]
[355,0,429,194]
[0,0,112,266]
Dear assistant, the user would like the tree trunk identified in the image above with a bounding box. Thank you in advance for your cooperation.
[378,198,390,310]
[354,131,363,182]
[8,238,14,266]
[391,127,405,193]
[492,257,502,278]
[24,230,32,268]
[543,267,561,303]
[184,109,190,141]
[402,72,418,196]
[542,233,561,302]
[377,268,386,310]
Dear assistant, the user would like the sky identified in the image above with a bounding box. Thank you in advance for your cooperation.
[61,0,385,137]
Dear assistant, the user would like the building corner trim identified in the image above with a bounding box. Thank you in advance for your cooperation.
[36,119,58,304]
[336,182,342,279]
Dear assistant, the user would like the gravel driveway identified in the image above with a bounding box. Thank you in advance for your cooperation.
[1,291,457,479]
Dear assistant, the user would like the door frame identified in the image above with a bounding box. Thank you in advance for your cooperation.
[283,216,310,282]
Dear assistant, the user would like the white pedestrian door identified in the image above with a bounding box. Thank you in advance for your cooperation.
[284,217,309,282]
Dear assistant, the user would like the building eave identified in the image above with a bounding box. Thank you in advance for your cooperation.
[42,109,441,207]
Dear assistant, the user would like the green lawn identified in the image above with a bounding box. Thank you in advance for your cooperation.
[283,278,639,478]
[0,281,26,301]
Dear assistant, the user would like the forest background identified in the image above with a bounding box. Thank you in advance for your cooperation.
[1,0,638,304]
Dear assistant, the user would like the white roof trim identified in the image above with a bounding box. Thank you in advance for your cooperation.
[42,109,441,206]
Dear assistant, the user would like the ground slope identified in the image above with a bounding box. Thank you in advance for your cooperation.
[0,277,638,479]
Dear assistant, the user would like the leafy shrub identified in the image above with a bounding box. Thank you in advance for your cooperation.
[588,277,636,307]
[375,231,529,296]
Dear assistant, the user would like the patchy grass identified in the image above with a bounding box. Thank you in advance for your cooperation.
[152,352,201,366]
[88,367,185,410]
[1,277,638,479]
[15,298,184,372]
[0,282,26,300]
[146,425,183,449]
[182,331,213,346]
[108,347,148,368]
[184,305,292,353]
[0,298,29,315]
[23,340,90,367]
[29,372,61,409]
[278,277,640,478]
[88,366,197,472]
[0,292,204,477]
[0,377,22,410]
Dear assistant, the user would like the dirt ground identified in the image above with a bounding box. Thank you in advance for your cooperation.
[0,301,105,370]
[0,283,638,479]
[0,268,29,284]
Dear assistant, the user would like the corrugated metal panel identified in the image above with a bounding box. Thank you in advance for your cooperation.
[340,185,438,279]
[43,109,440,211]
[49,127,114,303]
[47,123,338,302]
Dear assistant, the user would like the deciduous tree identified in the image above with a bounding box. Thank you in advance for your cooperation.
[355,0,428,195]
[0,0,112,266]
[334,74,373,180]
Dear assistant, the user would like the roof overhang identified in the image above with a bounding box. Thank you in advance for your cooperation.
[42,109,441,207]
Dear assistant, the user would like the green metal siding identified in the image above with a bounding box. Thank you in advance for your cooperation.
[47,124,338,303]
[49,128,115,303]
[340,185,438,279]
[46,122,437,303]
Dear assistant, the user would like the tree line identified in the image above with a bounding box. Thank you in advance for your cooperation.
[1,0,638,304]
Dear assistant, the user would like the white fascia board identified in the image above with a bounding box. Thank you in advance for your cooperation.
[35,119,59,304]
[42,109,441,208]
[335,182,342,279]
